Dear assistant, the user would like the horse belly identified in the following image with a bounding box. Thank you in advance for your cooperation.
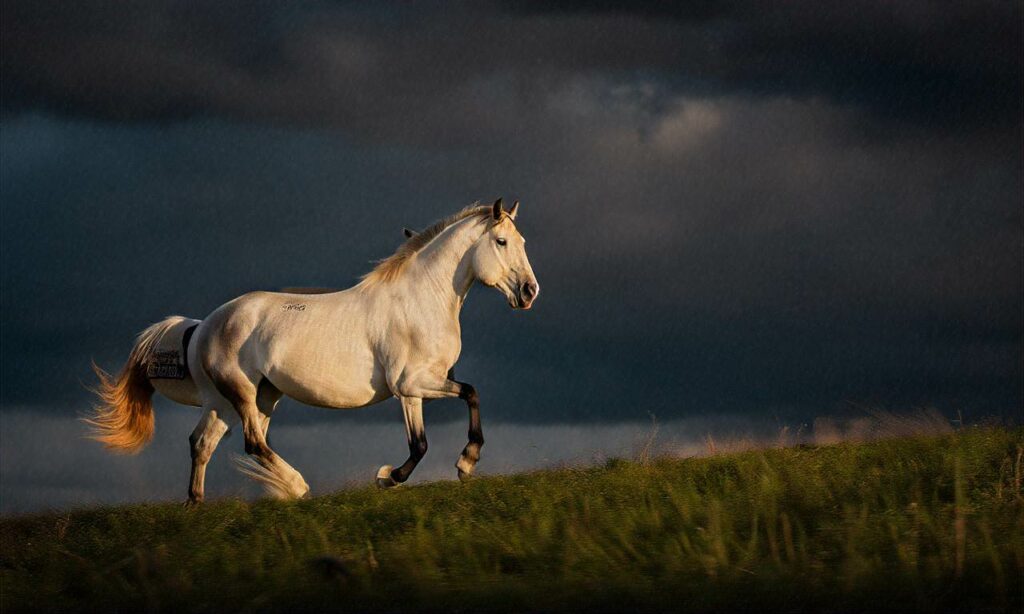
[265,354,390,409]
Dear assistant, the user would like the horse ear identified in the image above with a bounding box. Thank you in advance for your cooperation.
[508,200,519,220]
[403,228,417,239]
[491,198,504,220]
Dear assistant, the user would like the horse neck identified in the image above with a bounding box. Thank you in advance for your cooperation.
[405,216,485,313]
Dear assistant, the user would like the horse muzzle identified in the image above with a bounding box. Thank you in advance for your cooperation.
[516,280,539,310]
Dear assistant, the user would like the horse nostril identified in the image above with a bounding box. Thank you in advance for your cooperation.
[522,281,538,300]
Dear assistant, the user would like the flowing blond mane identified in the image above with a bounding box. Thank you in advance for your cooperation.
[361,204,494,285]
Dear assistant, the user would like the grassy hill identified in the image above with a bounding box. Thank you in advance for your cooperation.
[2,429,1021,612]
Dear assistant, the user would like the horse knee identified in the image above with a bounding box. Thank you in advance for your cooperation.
[460,384,479,406]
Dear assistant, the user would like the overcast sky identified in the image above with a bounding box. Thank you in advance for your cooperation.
[2,1,1021,432]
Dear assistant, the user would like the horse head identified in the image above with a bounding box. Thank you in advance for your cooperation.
[470,198,540,310]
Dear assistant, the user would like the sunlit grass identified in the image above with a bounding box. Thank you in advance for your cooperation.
[2,428,1021,612]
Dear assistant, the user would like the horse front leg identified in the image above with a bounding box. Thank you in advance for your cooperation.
[375,377,481,487]
[453,381,483,481]
[436,368,484,479]
[376,395,427,488]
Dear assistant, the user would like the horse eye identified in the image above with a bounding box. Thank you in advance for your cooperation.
[496,238,507,246]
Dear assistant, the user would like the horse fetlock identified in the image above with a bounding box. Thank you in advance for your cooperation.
[278,466,309,499]
[375,465,399,489]
[462,441,482,461]
[267,476,308,501]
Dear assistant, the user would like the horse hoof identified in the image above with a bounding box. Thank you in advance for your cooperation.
[375,465,399,489]
[456,457,476,481]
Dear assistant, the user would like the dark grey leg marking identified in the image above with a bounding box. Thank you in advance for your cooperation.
[390,430,428,484]
[456,381,483,478]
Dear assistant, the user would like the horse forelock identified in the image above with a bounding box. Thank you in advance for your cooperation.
[360,203,500,285]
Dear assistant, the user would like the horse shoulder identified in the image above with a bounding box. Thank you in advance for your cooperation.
[394,310,463,381]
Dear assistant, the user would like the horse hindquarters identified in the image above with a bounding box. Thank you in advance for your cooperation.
[191,297,311,500]
[147,317,203,407]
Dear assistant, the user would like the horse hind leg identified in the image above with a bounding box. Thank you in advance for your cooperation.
[195,306,306,499]
[187,407,237,505]
[202,344,308,500]
[233,381,307,500]
[235,414,309,499]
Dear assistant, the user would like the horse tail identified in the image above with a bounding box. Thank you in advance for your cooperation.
[85,316,188,454]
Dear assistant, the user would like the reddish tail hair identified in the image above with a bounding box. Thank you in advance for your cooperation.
[84,317,185,454]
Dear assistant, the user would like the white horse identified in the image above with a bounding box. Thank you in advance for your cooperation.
[86,199,539,502]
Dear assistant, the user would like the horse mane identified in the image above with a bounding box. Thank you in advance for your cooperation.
[360,203,494,285]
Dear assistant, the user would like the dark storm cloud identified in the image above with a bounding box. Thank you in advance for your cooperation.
[2,101,1019,419]
[1,0,1021,427]
[513,1,1022,124]
[3,0,1020,139]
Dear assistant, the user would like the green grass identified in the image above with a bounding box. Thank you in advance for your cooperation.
[2,429,1022,612]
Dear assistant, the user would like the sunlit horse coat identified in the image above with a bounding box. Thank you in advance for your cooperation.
[87,199,539,501]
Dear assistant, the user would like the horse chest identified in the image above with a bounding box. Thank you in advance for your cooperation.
[408,325,461,369]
